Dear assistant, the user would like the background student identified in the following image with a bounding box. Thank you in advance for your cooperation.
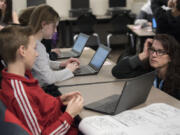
[0,25,84,135]
[18,6,35,26]
[0,0,19,30]
[112,34,180,100]
[151,0,180,42]
[29,4,80,87]
[135,0,153,23]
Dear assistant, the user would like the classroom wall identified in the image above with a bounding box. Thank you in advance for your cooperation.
[13,0,147,17]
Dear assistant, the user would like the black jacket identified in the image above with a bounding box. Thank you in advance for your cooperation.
[151,0,180,43]
[112,55,153,79]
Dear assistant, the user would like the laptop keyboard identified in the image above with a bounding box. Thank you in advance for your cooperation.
[60,51,78,58]
[85,95,119,114]
[74,65,95,74]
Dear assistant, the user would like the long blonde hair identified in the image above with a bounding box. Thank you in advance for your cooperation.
[29,4,60,34]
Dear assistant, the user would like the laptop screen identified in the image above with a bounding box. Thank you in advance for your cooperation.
[152,17,157,29]
[89,45,111,71]
[72,33,89,53]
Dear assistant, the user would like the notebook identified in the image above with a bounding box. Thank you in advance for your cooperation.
[74,44,111,76]
[58,33,89,59]
[84,71,155,115]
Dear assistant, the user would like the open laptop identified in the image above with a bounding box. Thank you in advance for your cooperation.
[84,71,155,115]
[73,44,111,76]
[58,33,89,59]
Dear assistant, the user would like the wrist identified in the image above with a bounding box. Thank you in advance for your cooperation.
[139,53,148,61]
[66,111,76,118]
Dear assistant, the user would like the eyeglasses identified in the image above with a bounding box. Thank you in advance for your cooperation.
[148,47,168,56]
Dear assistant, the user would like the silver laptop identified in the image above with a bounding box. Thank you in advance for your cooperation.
[84,71,155,115]
[74,44,111,76]
[58,33,89,59]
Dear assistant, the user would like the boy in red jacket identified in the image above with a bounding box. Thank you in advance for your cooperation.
[0,25,84,135]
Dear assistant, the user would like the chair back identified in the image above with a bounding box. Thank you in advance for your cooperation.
[111,13,132,33]
[76,13,97,34]
[0,100,32,135]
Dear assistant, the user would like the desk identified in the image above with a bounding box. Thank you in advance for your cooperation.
[59,81,180,118]
[127,25,155,53]
[55,47,117,87]
[61,15,111,21]
[127,25,155,37]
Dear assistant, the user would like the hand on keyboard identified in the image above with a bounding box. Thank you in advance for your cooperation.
[66,62,79,72]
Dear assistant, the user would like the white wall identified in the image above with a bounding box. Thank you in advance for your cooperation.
[13,0,147,17]
[13,0,26,13]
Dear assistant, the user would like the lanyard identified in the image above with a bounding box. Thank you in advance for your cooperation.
[153,77,164,90]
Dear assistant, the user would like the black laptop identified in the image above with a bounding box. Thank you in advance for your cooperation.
[84,71,155,115]
[74,44,111,76]
[58,33,89,59]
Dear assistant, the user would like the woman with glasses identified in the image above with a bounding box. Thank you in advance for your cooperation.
[0,0,19,30]
[112,34,180,99]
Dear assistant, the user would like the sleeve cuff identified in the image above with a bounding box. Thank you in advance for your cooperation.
[62,112,74,125]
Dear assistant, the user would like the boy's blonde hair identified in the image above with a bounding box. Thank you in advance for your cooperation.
[29,4,60,34]
[0,25,33,63]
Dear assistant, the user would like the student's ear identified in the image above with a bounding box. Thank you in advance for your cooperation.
[18,45,26,57]
[41,21,47,29]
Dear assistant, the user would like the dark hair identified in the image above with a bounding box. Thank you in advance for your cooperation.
[19,6,36,26]
[3,0,13,24]
[0,25,33,63]
[176,0,180,10]
[154,34,180,97]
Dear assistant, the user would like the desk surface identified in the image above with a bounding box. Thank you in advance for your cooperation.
[127,25,155,37]
[60,15,111,21]
[55,48,117,87]
[59,81,180,118]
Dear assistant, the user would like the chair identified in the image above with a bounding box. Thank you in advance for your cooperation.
[73,13,100,45]
[0,100,32,135]
[106,12,133,48]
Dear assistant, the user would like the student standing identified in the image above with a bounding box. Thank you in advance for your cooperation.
[29,4,80,87]
[112,34,180,100]
[0,25,84,135]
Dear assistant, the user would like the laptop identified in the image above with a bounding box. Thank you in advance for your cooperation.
[74,44,111,76]
[152,17,157,33]
[84,71,155,115]
[58,33,89,59]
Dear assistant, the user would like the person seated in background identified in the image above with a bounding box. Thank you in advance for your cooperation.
[29,4,80,88]
[0,25,84,135]
[18,6,61,61]
[135,0,153,26]
[0,0,19,30]
[112,34,180,100]
[18,6,35,26]
[151,0,180,43]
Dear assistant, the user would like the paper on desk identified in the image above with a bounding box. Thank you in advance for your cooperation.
[78,103,180,135]
[84,47,90,50]
[104,61,112,65]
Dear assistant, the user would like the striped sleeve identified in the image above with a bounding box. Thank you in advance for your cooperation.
[11,79,41,135]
